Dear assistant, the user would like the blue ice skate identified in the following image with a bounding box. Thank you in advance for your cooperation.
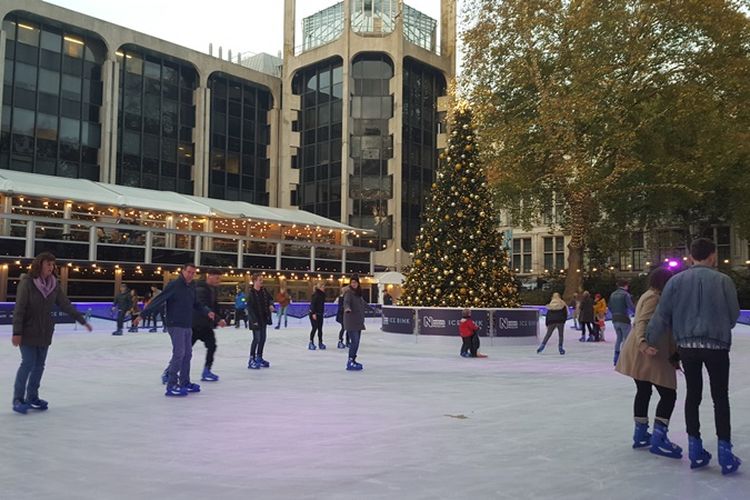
[536,344,545,354]
[201,368,219,381]
[12,399,30,414]
[248,357,262,369]
[337,341,346,349]
[308,342,317,350]
[633,422,651,449]
[649,422,682,458]
[28,398,48,411]
[718,440,741,475]
[257,357,270,368]
[183,383,201,393]
[319,343,326,350]
[346,359,363,371]
[558,346,565,355]
[688,436,711,469]
[165,385,187,397]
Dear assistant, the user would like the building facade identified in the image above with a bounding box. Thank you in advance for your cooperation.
[1,0,455,272]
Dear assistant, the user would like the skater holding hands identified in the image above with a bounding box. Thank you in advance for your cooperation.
[459,308,486,358]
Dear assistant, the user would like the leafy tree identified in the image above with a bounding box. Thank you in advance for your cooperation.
[461,0,750,298]
[400,104,519,307]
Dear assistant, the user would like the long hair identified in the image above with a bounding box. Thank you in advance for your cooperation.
[28,252,56,279]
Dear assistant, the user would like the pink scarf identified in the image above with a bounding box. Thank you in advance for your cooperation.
[33,274,57,298]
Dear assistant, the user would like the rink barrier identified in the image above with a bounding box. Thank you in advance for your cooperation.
[381,306,539,338]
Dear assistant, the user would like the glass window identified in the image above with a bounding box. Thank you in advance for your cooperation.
[38,68,60,95]
[12,107,35,135]
[63,36,85,58]
[36,113,58,140]
[14,63,38,91]
[60,118,80,144]
[16,22,40,46]
[40,30,62,52]
[61,74,81,100]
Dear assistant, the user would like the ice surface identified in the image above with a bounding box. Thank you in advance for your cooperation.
[1,317,748,499]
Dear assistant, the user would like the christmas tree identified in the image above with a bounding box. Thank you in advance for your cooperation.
[400,103,519,308]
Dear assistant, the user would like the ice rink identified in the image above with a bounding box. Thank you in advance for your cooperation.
[1,317,748,499]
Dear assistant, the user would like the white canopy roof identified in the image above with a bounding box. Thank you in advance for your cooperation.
[0,169,366,233]
[372,272,405,285]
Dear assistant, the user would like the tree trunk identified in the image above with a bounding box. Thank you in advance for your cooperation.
[563,242,584,301]
[563,194,587,301]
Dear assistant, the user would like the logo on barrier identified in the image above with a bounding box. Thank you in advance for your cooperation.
[497,317,519,329]
[422,316,446,328]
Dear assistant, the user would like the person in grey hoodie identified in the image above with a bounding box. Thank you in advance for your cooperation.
[11,252,92,414]
[343,275,366,371]
[645,238,741,474]
[609,279,635,365]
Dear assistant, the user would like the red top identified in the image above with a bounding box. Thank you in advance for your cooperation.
[459,317,479,338]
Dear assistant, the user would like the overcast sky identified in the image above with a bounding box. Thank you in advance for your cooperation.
[46,0,455,59]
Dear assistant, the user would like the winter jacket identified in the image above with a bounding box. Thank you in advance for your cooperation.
[343,288,366,332]
[594,298,607,320]
[335,286,349,324]
[579,296,595,323]
[192,280,219,331]
[645,264,739,350]
[616,289,677,390]
[247,286,274,329]
[235,292,247,310]
[459,317,479,338]
[12,274,86,347]
[140,274,210,329]
[545,307,568,326]
[609,288,635,324]
[309,288,326,316]
[113,291,131,311]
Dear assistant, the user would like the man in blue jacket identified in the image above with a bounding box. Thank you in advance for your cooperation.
[645,238,741,474]
[135,263,215,397]
[609,279,635,365]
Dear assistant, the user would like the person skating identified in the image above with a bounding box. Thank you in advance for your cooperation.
[11,252,93,413]
[335,285,350,349]
[135,263,216,397]
[578,291,596,342]
[459,308,486,358]
[111,283,130,335]
[593,293,608,341]
[616,268,682,459]
[127,288,140,333]
[343,275,366,370]
[610,279,635,365]
[308,281,326,350]
[646,238,742,474]
[537,293,567,355]
[234,288,248,329]
[247,273,275,369]
[275,286,291,329]
[158,269,227,383]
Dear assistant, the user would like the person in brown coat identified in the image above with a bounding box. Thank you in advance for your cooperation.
[615,267,682,459]
[11,252,92,413]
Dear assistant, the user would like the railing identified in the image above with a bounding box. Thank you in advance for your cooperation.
[0,213,374,274]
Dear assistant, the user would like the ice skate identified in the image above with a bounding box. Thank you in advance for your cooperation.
[201,368,219,381]
[337,341,346,349]
[578,335,585,342]
[112,330,123,336]
[346,359,363,371]
[248,357,262,369]
[460,352,471,358]
[183,383,201,393]
[649,423,682,458]
[28,398,49,411]
[688,436,711,469]
[633,422,651,449]
[536,344,545,354]
[165,385,187,397]
[718,440,741,475]
[319,343,326,350]
[558,346,565,355]
[308,341,317,350]
[257,357,270,368]
[12,399,30,414]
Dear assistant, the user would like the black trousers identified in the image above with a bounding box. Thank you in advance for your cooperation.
[116,310,126,331]
[460,334,480,357]
[679,347,731,441]
[633,379,677,423]
[192,327,217,369]
[338,324,349,343]
[309,314,324,343]
[251,325,268,358]
[581,322,596,338]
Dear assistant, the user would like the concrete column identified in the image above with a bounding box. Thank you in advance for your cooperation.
[165,216,176,248]
[310,245,316,272]
[59,265,69,294]
[276,242,282,270]
[341,248,347,274]
[284,0,296,59]
[0,30,6,125]
[0,194,12,236]
[237,239,244,269]
[194,235,202,266]
[203,219,213,251]
[267,95,281,206]
[145,230,153,264]
[25,221,36,258]
[114,269,123,297]
[340,0,353,224]
[0,263,8,302]
[440,0,457,76]
[194,85,211,197]
[88,226,97,261]
[389,0,406,265]
[62,201,73,238]
[101,57,120,184]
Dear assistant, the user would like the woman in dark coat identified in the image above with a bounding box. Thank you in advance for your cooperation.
[578,291,596,342]
[11,252,92,413]
[343,275,366,371]
[246,273,275,369]
[308,281,326,350]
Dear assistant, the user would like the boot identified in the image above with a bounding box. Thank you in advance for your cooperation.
[13,399,30,414]
[633,421,651,449]
[718,440,742,475]
[201,367,219,382]
[248,357,262,369]
[308,341,317,350]
[614,351,620,366]
[337,341,346,349]
[649,422,683,458]
[688,436,711,469]
[346,358,363,371]
[28,398,49,411]
[319,342,327,350]
[274,323,280,330]
[579,335,586,342]
[558,345,565,355]
[536,343,545,354]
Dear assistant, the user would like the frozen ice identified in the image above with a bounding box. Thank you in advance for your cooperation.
[1,317,748,499]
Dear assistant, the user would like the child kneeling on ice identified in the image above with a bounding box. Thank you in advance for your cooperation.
[459,308,486,358]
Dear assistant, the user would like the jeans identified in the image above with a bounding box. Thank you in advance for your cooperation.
[116,310,126,331]
[251,325,268,358]
[541,323,564,346]
[633,379,677,424]
[276,306,289,327]
[13,345,49,402]
[679,347,731,441]
[166,327,193,387]
[613,322,631,354]
[192,327,217,369]
[348,330,362,360]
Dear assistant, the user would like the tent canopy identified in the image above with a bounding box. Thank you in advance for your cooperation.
[372,272,405,285]
[0,169,368,233]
